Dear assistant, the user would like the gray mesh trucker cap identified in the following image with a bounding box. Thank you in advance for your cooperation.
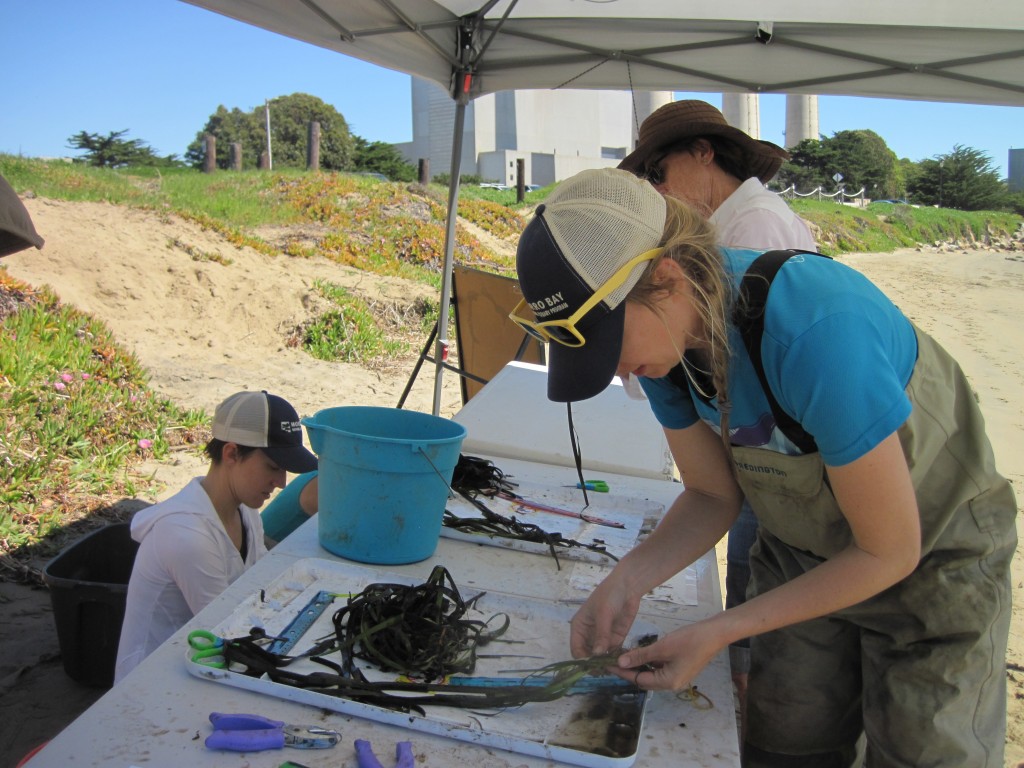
[514,168,666,402]
[212,391,317,473]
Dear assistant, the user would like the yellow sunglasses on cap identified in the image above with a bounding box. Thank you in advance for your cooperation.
[509,247,663,348]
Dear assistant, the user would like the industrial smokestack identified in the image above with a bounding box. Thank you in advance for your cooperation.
[785,95,819,148]
[722,93,761,138]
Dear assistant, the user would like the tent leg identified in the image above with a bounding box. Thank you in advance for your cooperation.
[397,321,439,409]
[398,318,489,409]
[432,100,468,416]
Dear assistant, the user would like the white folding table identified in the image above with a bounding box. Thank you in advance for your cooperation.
[26,364,740,768]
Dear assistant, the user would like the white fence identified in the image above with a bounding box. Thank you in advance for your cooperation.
[778,185,867,207]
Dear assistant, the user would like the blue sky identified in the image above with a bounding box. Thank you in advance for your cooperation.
[3,0,1021,178]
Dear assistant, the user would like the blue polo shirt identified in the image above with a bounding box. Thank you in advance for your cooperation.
[639,248,917,467]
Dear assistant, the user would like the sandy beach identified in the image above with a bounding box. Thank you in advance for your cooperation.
[1,197,1022,766]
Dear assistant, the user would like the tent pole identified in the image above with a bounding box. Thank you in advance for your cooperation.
[432,100,468,416]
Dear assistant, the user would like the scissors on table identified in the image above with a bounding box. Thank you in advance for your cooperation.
[205,712,341,751]
[189,627,281,669]
[188,629,227,668]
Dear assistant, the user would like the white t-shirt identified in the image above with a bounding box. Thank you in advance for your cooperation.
[114,477,266,683]
[710,177,817,251]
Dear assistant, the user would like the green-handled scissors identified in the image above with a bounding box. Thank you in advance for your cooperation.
[188,629,227,668]
[564,479,609,492]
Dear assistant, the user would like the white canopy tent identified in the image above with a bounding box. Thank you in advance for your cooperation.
[182,0,1024,413]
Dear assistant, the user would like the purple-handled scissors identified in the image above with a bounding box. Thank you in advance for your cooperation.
[205,712,341,751]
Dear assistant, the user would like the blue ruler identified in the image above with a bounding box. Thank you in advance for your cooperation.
[267,590,337,655]
[448,675,634,695]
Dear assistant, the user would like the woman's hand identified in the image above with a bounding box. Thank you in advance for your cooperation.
[569,421,741,662]
[611,619,726,691]
[569,571,643,659]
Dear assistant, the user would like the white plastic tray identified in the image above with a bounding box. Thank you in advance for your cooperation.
[187,558,655,767]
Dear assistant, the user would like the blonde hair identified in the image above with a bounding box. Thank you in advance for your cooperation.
[627,198,733,405]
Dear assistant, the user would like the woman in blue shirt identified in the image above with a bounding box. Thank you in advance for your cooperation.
[510,168,1015,767]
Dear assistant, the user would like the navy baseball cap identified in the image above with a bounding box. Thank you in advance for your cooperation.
[514,169,666,402]
[212,391,318,473]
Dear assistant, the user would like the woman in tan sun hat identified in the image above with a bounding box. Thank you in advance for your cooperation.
[621,100,817,719]
[620,99,814,249]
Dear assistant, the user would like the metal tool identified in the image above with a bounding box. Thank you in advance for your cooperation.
[267,590,337,655]
[205,712,341,751]
[188,629,226,668]
[563,479,610,492]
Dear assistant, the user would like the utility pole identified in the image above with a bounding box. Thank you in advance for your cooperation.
[265,99,273,171]
[939,159,945,208]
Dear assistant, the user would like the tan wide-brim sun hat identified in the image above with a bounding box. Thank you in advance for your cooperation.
[619,100,790,183]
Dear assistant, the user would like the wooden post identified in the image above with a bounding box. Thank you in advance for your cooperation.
[516,158,526,202]
[229,143,242,171]
[202,134,216,174]
[307,121,321,171]
[258,151,269,170]
[418,158,430,185]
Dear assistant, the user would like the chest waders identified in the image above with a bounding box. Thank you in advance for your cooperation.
[699,251,1016,767]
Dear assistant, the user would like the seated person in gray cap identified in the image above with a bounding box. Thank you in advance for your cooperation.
[115,390,317,683]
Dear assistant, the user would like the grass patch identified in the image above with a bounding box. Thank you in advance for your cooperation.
[296,282,432,366]
[789,198,1021,255]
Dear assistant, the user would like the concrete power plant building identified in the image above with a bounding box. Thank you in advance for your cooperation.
[398,79,671,186]
[397,80,820,185]
[1009,148,1024,192]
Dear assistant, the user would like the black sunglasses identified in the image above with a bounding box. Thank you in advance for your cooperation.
[640,155,667,186]
[639,140,703,186]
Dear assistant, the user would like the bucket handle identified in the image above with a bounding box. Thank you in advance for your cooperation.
[417,446,456,499]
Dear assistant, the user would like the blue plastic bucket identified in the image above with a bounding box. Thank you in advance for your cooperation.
[302,406,467,564]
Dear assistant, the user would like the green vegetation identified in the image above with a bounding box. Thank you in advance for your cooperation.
[781,129,900,201]
[790,198,1021,255]
[185,93,357,171]
[907,145,1008,212]
[350,137,418,182]
[0,154,1019,556]
[302,280,410,364]
[777,131,1021,213]
[0,271,206,551]
[67,129,181,169]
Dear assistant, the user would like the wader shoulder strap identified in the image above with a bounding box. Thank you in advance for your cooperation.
[737,249,826,454]
[664,249,828,454]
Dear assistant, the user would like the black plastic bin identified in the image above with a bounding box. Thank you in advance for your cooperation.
[42,523,139,688]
